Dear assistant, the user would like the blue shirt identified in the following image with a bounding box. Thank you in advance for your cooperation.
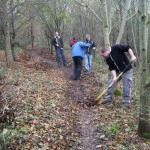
[72,42,90,58]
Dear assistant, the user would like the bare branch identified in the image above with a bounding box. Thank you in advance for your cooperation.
[126,12,137,20]
[74,0,103,22]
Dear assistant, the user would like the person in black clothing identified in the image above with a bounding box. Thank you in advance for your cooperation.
[84,34,96,73]
[100,45,136,108]
[52,32,66,68]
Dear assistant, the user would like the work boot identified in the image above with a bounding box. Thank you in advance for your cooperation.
[85,70,90,74]
[101,98,112,104]
[57,64,61,68]
[73,74,77,80]
[63,62,67,67]
[123,102,131,109]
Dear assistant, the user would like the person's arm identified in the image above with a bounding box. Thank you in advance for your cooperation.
[79,42,90,48]
[92,41,96,49]
[93,47,96,52]
[93,43,96,50]
[60,38,64,48]
[128,48,136,62]
[52,38,59,47]
[111,70,117,82]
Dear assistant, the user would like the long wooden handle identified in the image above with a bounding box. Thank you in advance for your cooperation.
[95,72,124,101]
[95,61,132,102]
[95,88,108,101]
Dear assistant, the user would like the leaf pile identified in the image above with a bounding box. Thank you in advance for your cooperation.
[0,50,149,150]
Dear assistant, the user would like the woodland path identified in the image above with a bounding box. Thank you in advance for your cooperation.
[23,49,149,150]
[0,49,149,149]
[29,50,102,149]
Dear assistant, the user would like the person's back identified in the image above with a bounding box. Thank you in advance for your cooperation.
[107,44,132,72]
[71,42,89,80]
[72,42,87,58]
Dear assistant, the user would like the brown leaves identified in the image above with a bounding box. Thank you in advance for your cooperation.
[0,50,149,149]
[0,8,5,14]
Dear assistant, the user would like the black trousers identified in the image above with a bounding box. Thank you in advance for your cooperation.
[73,56,83,80]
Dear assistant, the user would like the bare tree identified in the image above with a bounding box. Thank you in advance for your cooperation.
[138,0,150,138]
[1,0,14,66]
[115,0,132,44]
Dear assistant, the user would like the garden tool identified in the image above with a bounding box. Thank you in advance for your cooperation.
[90,61,132,106]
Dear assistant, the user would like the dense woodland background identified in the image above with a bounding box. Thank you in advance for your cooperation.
[0,0,149,57]
[0,0,150,149]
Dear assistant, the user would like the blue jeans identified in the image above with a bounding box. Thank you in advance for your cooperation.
[56,48,66,67]
[84,54,93,72]
[104,69,133,103]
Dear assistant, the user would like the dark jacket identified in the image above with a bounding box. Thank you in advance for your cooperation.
[106,45,132,73]
[52,36,63,50]
[85,39,95,54]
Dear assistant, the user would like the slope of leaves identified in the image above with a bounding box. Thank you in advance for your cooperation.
[0,50,149,150]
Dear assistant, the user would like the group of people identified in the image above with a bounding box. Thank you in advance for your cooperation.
[52,31,136,108]
[71,34,96,80]
[52,32,96,79]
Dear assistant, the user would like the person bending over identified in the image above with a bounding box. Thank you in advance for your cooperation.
[100,44,136,108]
[72,42,90,80]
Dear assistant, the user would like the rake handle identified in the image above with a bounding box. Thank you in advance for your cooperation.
[95,61,132,102]
[95,88,108,101]
[95,72,124,101]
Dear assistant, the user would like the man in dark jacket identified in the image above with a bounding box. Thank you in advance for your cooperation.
[100,45,136,108]
[52,32,66,68]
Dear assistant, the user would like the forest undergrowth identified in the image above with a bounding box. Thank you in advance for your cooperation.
[0,49,150,150]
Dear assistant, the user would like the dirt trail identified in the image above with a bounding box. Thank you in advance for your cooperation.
[30,51,54,64]
[79,108,97,150]
[63,66,102,149]
[28,50,102,149]
[1,49,149,149]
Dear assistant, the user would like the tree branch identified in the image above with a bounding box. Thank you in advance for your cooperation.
[126,12,137,21]
[74,0,103,22]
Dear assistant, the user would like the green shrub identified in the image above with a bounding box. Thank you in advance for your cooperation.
[114,89,122,96]
[107,122,120,135]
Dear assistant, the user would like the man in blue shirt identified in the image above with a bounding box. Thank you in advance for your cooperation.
[72,42,90,80]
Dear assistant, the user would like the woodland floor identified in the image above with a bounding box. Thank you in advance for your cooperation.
[0,49,150,150]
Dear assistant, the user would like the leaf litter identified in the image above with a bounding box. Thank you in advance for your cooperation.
[0,50,149,150]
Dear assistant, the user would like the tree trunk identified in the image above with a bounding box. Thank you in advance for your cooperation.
[145,3,149,68]
[31,21,34,48]
[116,0,131,44]
[138,0,150,138]
[0,1,4,50]
[130,11,139,63]
[9,0,16,61]
[102,0,110,48]
[147,26,150,69]
[3,1,14,66]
